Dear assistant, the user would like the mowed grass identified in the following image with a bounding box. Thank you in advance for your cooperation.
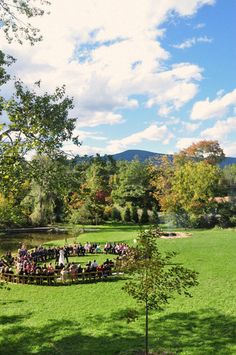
[0,225,236,354]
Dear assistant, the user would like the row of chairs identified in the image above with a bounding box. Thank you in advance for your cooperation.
[0,270,120,286]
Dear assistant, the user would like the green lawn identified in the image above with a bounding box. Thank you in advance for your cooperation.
[0,226,236,354]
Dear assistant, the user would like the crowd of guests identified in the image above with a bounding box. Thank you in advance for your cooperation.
[0,241,127,283]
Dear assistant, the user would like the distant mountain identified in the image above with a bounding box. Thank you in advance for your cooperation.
[111,149,166,162]
[111,149,236,167]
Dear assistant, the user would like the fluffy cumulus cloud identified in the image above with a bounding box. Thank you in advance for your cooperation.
[176,137,199,150]
[191,88,236,120]
[106,124,173,153]
[0,1,213,120]
[0,0,218,155]
[77,111,125,128]
[201,116,236,140]
[224,142,236,157]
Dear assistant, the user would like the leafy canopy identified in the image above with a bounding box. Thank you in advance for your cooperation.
[122,227,198,311]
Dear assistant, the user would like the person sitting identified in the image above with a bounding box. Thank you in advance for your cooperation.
[69,262,78,281]
[77,264,83,275]
[90,260,98,271]
[95,244,102,253]
[60,267,69,283]
[47,263,54,275]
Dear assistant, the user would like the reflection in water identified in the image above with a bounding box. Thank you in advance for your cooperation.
[0,232,70,255]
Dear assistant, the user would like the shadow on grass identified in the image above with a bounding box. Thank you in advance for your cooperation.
[0,314,27,325]
[1,308,235,354]
[0,299,24,305]
[152,308,236,354]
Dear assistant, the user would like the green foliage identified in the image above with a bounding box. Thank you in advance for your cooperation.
[0,50,15,88]
[172,161,221,214]
[111,206,121,222]
[112,159,153,207]
[223,164,236,195]
[151,160,222,224]
[140,207,149,224]
[131,205,139,223]
[0,81,78,197]
[122,227,198,353]
[123,206,131,222]
[69,205,94,226]
[150,206,159,225]
[122,227,198,310]
[0,194,28,227]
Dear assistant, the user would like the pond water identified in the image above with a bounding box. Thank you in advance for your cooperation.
[0,232,70,256]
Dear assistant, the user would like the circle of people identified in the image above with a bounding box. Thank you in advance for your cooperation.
[0,241,129,281]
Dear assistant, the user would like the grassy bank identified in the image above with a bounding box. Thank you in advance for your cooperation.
[1,226,236,354]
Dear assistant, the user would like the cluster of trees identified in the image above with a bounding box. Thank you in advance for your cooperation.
[1,135,236,228]
[149,142,236,228]
[1,1,236,229]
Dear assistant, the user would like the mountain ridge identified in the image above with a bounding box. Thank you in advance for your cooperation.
[111,149,236,167]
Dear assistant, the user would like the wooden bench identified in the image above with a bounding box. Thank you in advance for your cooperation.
[0,270,119,286]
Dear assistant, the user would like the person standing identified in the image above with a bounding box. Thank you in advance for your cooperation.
[58,248,65,266]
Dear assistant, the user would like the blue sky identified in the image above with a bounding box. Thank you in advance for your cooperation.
[1,0,236,156]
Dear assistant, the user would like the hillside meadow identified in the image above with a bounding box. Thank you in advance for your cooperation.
[0,225,236,354]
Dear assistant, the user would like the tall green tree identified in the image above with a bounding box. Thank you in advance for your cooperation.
[123,206,131,222]
[0,80,78,197]
[122,227,198,355]
[112,159,153,208]
[150,156,222,224]
[140,207,149,224]
[169,161,222,216]
[23,155,76,225]
[131,205,139,223]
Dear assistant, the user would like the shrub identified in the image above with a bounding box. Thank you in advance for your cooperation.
[150,207,160,225]
[69,206,94,225]
[131,205,139,223]
[123,206,131,222]
[140,207,149,224]
[111,206,122,222]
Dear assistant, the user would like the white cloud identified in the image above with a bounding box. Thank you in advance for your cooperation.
[201,116,236,140]
[173,36,213,49]
[106,124,173,153]
[65,143,106,156]
[183,122,200,132]
[146,63,203,114]
[0,0,213,125]
[176,137,199,150]
[191,88,236,120]
[73,129,107,141]
[77,111,125,128]
[223,142,236,157]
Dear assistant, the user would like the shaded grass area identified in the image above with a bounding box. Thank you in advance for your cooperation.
[1,226,236,354]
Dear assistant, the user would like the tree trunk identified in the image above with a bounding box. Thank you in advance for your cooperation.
[145,298,149,355]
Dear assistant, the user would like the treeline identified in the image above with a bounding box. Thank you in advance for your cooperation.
[1,140,236,229]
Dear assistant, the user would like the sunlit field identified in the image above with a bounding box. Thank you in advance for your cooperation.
[1,225,236,354]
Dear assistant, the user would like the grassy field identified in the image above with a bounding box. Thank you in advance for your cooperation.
[0,225,236,354]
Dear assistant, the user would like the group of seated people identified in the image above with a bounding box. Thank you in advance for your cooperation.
[104,242,129,255]
[14,241,127,263]
[0,242,118,284]
[60,258,115,283]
